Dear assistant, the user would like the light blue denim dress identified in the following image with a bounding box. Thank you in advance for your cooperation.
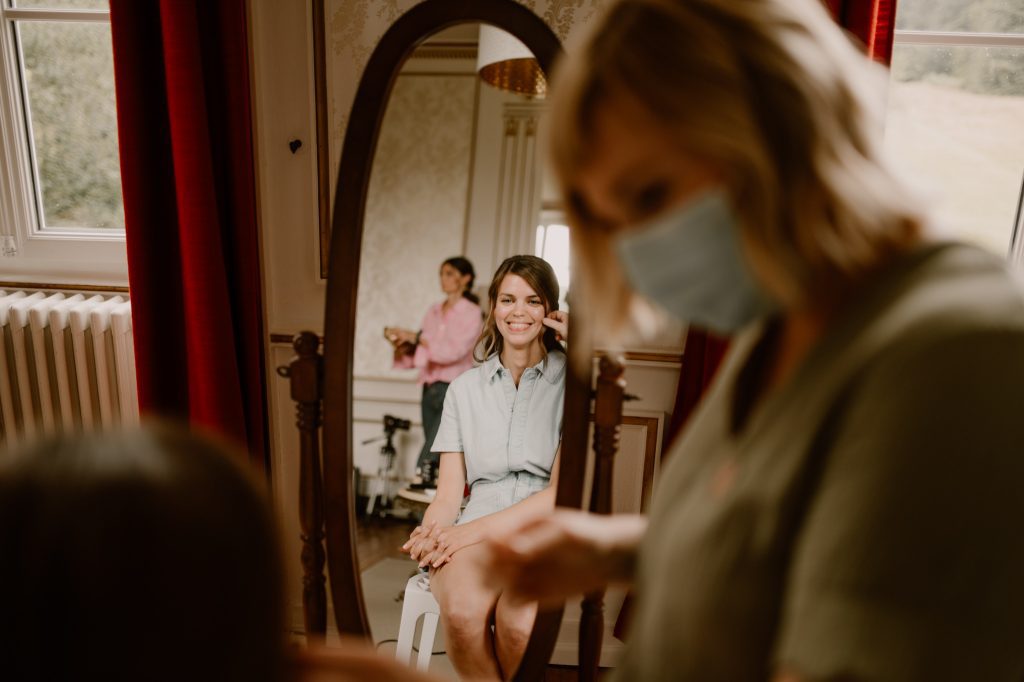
[430,350,566,525]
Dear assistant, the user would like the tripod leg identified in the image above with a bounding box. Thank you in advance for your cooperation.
[368,447,390,516]
[366,481,377,516]
[382,451,393,507]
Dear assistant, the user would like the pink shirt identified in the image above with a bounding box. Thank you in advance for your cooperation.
[394,297,482,385]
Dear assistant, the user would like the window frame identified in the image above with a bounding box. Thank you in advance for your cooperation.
[1010,174,1024,264]
[0,4,128,286]
[890,26,1024,265]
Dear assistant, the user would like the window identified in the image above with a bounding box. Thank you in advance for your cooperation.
[535,212,570,310]
[0,0,127,284]
[884,0,1024,261]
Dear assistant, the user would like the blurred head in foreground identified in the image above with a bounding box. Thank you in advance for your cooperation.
[0,423,285,682]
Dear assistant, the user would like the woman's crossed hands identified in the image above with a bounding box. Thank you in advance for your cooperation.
[401,520,485,569]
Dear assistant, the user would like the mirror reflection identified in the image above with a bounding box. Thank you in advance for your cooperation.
[348,22,566,678]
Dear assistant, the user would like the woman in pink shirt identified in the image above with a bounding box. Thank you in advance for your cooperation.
[386,256,483,488]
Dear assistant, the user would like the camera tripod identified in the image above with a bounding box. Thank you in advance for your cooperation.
[361,414,410,517]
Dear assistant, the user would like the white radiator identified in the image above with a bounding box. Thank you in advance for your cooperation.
[0,290,138,446]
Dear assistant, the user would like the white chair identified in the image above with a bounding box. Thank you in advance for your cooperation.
[396,572,441,671]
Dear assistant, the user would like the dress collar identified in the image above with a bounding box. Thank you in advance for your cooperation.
[485,349,566,385]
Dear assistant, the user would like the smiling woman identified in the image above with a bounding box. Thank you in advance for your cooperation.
[402,254,567,680]
[475,254,565,363]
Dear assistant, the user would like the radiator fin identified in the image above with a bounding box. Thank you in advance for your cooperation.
[0,291,138,446]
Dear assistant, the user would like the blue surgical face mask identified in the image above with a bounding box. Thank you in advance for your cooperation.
[613,187,775,333]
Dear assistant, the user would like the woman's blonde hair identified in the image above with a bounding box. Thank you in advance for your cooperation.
[550,0,924,336]
[475,255,562,362]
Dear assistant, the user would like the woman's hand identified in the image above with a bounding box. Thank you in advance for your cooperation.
[423,521,486,568]
[485,510,646,607]
[392,342,416,361]
[542,311,568,342]
[402,520,446,566]
[384,327,418,347]
[403,457,466,565]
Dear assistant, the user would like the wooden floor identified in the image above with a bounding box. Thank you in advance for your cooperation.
[355,514,418,572]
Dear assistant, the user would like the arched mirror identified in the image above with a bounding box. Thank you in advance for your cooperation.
[320,2,592,678]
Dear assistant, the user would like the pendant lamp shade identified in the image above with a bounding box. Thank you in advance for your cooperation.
[476,24,547,98]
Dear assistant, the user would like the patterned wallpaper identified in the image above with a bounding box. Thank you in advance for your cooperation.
[353,74,477,377]
[324,0,608,193]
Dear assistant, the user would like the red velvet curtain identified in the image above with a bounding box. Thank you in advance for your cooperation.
[662,329,730,451]
[108,0,267,468]
[826,0,899,63]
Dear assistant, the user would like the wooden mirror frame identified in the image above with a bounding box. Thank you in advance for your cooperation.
[320,1,592,677]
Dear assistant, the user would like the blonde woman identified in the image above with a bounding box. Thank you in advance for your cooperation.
[488,1,1024,681]
[401,255,567,680]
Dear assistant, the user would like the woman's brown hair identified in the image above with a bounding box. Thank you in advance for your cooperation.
[0,423,286,682]
[475,254,563,362]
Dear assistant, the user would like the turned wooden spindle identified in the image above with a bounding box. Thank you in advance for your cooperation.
[579,354,627,681]
[277,331,327,640]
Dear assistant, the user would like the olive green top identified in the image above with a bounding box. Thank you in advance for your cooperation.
[616,243,1024,681]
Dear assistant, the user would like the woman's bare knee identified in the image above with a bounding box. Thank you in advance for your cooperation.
[494,596,537,651]
[496,615,533,649]
[432,558,497,641]
[440,590,492,638]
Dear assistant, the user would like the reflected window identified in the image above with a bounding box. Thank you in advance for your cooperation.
[535,215,570,311]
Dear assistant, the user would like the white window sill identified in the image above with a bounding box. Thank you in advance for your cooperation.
[1,237,129,288]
